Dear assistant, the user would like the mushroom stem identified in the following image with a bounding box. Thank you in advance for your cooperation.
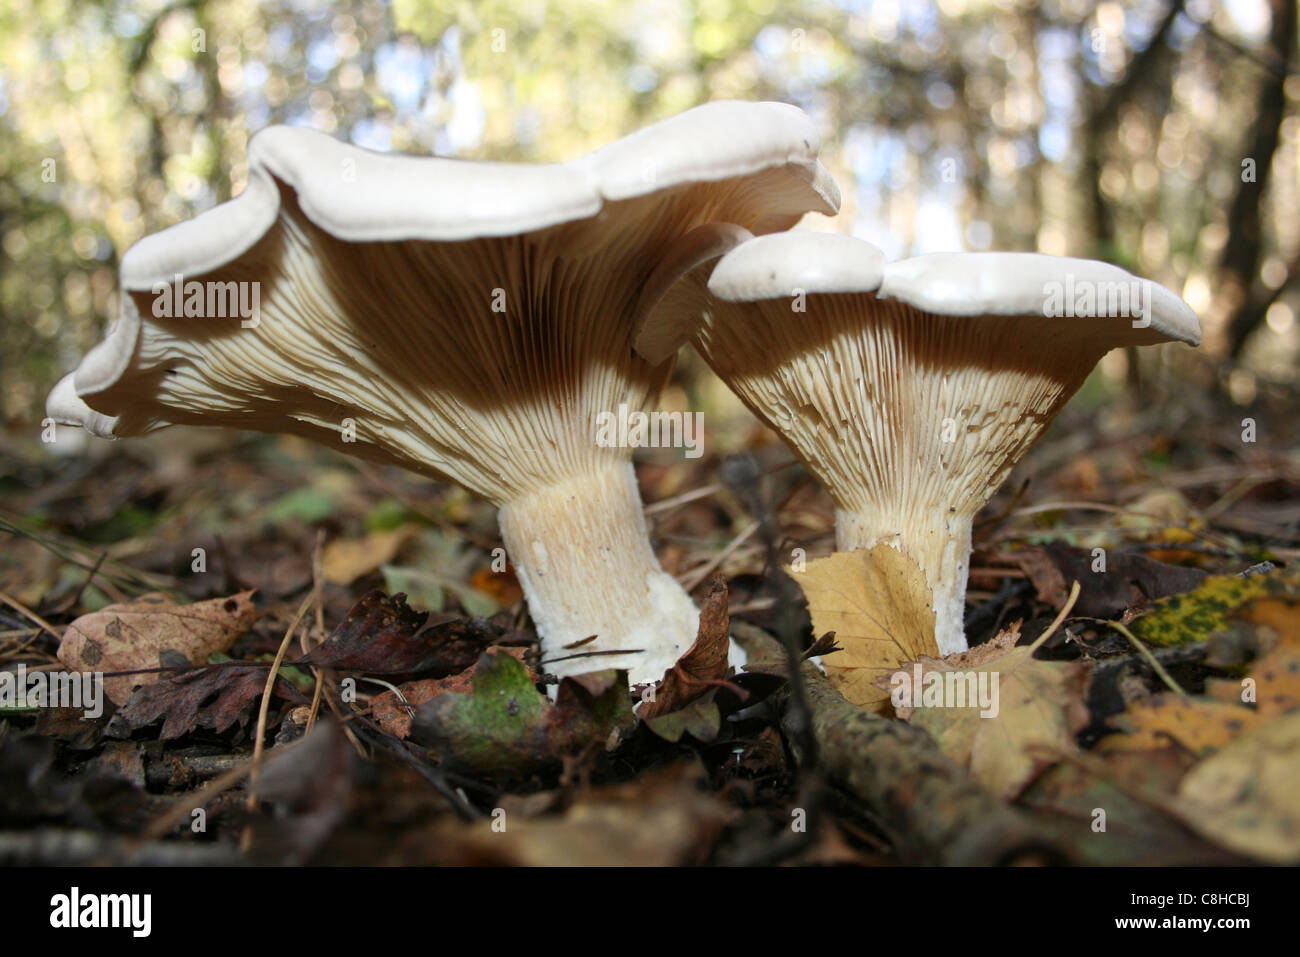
[498,460,698,684]
[834,505,975,657]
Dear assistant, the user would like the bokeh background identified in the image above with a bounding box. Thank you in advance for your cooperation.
[0,0,1296,431]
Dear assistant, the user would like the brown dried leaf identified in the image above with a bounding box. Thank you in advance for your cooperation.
[295,590,506,678]
[1105,595,1300,754]
[793,545,937,710]
[58,591,258,705]
[117,664,296,740]
[639,574,731,720]
[1012,542,1206,619]
[322,526,418,585]
[428,762,730,865]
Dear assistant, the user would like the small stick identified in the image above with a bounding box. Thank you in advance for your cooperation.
[305,531,327,734]
[1027,580,1081,655]
[1078,617,1190,698]
[679,523,759,592]
[0,593,62,641]
[241,593,312,851]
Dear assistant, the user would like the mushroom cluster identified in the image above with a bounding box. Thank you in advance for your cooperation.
[50,99,1201,686]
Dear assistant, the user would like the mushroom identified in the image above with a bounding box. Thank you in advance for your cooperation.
[47,102,840,684]
[642,230,1201,655]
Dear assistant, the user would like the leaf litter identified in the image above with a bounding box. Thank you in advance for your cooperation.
[4,423,1300,865]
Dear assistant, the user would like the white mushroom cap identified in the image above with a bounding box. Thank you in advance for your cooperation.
[683,231,1201,655]
[48,101,841,685]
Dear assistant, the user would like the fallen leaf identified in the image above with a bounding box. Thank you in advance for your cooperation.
[468,566,524,606]
[381,565,445,614]
[1104,594,1300,753]
[369,646,533,739]
[1178,710,1300,863]
[58,591,258,705]
[639,574,731,720]
[1012,541,1206,619]
[248,718,353,865]
[294,590,508,678]
[886,624,1093,798]
[322,526,418,585]
[1130,565,1300,647]
[643,694,721,743]
[414,650,633,775]
[1207,599,1300,715]
[793,545,937,709]
[1020,749,1244,865]
[116,663,296,740]
[1100,696,1265,755]
[428,761,730,865]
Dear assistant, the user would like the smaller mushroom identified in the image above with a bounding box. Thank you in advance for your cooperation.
[643,231,1201,655]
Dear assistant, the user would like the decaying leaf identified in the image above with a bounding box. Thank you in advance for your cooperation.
[58,591,258,705]
[322,526,418,585]
[1100,695,1265,755]
[1207,595,1300,715]
[885,624,1093,798]
[1021,749,1244,865]
[369,647,533,739]
[414,649,633,774]
[793,544,937,710]
[295,590,507,678]
[428,761,731,865]
[1012,541,1206,619]
[1177,710,1300,864]
[116,663,296,740]
[1130,565,1300,647]
[639,575,732,721]
[643,694,722,743]
[247,718,354,865]
[1104,593,1300,755]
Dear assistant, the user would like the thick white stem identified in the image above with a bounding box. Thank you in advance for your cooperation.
[834,507,974,656]
[498,461,699,684]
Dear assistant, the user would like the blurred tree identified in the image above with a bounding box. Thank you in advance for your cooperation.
[1,0,1296,426]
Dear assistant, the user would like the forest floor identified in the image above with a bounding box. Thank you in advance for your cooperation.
[1,375,1298,866]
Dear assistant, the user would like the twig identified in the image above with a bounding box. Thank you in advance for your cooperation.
[778,659,1067,865]
[66,551,108,610]
[1027,581,1081,655]
[305,531,327,734]
[242,593,313,851]
[679,523,759,592]
[1078,617,1190,698]
[0,593,62,641]
[142,752,264,842]
[643,482,722,516]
